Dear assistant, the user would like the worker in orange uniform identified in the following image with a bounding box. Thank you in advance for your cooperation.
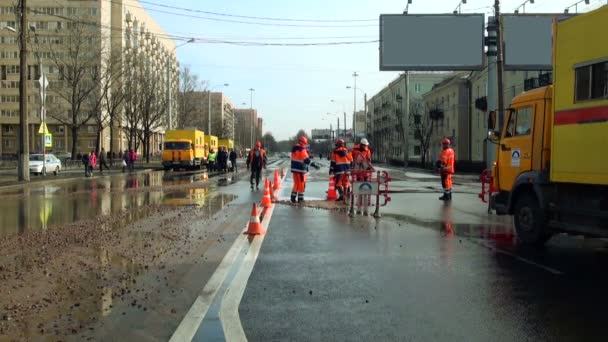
[351,138,373,173]
[438,138,455,201]
[290,136,312,203]
[330,139,353,201]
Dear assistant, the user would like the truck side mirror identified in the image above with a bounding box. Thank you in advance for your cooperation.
[487,110,500,142]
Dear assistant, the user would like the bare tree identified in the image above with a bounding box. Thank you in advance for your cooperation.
[138,63,168,163]
[176,65,201,128]
[122,49,142,152]
[100,54,126,157]
[409,99,435,167]
[46,19,105,159]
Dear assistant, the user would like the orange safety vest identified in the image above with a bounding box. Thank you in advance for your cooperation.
[330,146,353,175]
[440,148,455,174]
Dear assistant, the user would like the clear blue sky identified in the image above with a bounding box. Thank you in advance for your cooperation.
[142,0,604,141]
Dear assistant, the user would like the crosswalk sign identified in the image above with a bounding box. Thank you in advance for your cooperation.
[44,133,52,147]
[38,121,49,134]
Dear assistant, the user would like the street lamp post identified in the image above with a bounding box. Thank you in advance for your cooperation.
[347,85,367,140]
[326,112,339,141]
[169,38,195,130]
[207,83,229,136]
[249,88,255,147]
[453,0,467,14]
[514,0,534,14]
[564,0,590,13]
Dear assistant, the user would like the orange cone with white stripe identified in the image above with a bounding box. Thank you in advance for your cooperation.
[262,178,274,208]
[246,203,265,235]
[273,169,281,191]
[326,176,338,200]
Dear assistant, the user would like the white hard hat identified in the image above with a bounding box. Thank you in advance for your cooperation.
[360,138,369,146]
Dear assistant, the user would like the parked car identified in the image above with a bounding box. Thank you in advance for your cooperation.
[29,154,62,175]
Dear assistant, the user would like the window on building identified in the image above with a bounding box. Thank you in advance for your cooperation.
[576,61,608,102]
[3,125,14,134]
[505,106,533,137]
[3,139,13,148]
[414,145,421,155]
[87,126,96,134]
[56,126,64,134]
[55,139,64,149]
[88,140,96,148]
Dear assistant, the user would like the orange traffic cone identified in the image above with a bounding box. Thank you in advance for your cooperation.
[246,203,265,235]
[326,176,338,200]
[262,178,274,208]
[273,169,281,191]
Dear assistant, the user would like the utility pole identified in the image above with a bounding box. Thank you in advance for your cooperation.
[495,0,505,129]
[352,72,358,140]
[18,0,29,181]
[249,88,255,147]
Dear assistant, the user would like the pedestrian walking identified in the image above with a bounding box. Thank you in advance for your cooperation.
[122,150,128,172]
[89,150,97,177]
[208,149,217,172]
[246,141,267,190]
[99,148,110,174]
[330,139,353,201]
[128,149,137,172]
[218,147,229,173]
[229,148,238,172]
[438,138,455,201]
[290,136,312,203]
[82,153,90,177]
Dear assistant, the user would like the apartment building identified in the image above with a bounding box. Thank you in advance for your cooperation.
[0,0,177,157]
[234,108,260,149]
[182,91,234,139]
[366,72,451,164]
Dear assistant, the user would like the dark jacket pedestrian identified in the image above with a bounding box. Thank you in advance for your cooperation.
[99,148,110,174]
[82,153,90,177]
[246,142,267,189]
[218,148,229,173]
[229,149,238,172]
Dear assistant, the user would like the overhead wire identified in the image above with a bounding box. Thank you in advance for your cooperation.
[101,0,378,28]
[28,9,380,46]
[135,0,378,22]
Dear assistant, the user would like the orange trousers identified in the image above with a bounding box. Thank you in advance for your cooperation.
[441,173,453,190]
[335,173,350,189]
[292,172,306,193]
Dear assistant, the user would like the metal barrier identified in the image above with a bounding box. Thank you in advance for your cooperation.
[478,169,495,214]
[347,170,391,218]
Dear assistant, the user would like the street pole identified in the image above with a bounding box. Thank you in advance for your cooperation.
[404,71,410,165]
[343,111,346,138]
[353,71,358,140]
[207,90,212,135]
[167,60,173,130]
[486,14,498,169]
[249,88,254,147]
[18,0,29,181]
[495,0,506,129]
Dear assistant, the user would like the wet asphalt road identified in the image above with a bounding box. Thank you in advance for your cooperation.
[236,164,608,342]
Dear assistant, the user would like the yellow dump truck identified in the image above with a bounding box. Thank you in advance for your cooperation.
[218,138,234,151]
[204,135,219,154]
[162,130,207,170]
[490,6,608,244]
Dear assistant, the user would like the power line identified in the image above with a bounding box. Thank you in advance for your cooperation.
[136,0,378,23]
[101,0,378,28]
[28,9,379,47]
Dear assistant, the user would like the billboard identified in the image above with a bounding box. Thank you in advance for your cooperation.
[502,14,573,71]
[379,14,485,71]
[311,129,331,140]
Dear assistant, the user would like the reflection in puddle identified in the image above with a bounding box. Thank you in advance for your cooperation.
[0,171,216,237]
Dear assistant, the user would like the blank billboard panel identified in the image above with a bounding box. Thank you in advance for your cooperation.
[502,14,573,70]
[380,14,485,71]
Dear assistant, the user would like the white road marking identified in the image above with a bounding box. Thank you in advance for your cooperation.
[478,241,563,275]
[220,204,274,342]
[169,230,247,342]
[170,167,287,342]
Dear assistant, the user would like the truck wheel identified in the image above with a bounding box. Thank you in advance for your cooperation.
[513,193,551,246]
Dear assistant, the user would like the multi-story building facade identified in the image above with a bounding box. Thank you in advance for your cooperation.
[354,110,366,139]
[183,92,234,139]
[0,0,177,157]
[422,73,472,163]
[366,73,451,164]
[234,108,260,149]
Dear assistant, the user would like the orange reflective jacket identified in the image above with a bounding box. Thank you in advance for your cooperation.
[440,148,455,174]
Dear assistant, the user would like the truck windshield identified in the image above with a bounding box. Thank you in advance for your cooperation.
[164,142,191,150]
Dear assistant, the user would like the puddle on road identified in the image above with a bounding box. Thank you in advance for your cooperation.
[0,171,222,238]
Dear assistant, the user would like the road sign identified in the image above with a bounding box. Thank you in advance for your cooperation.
[38,121,49,134]
[352,181,379,195]
[44,133,52,147]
